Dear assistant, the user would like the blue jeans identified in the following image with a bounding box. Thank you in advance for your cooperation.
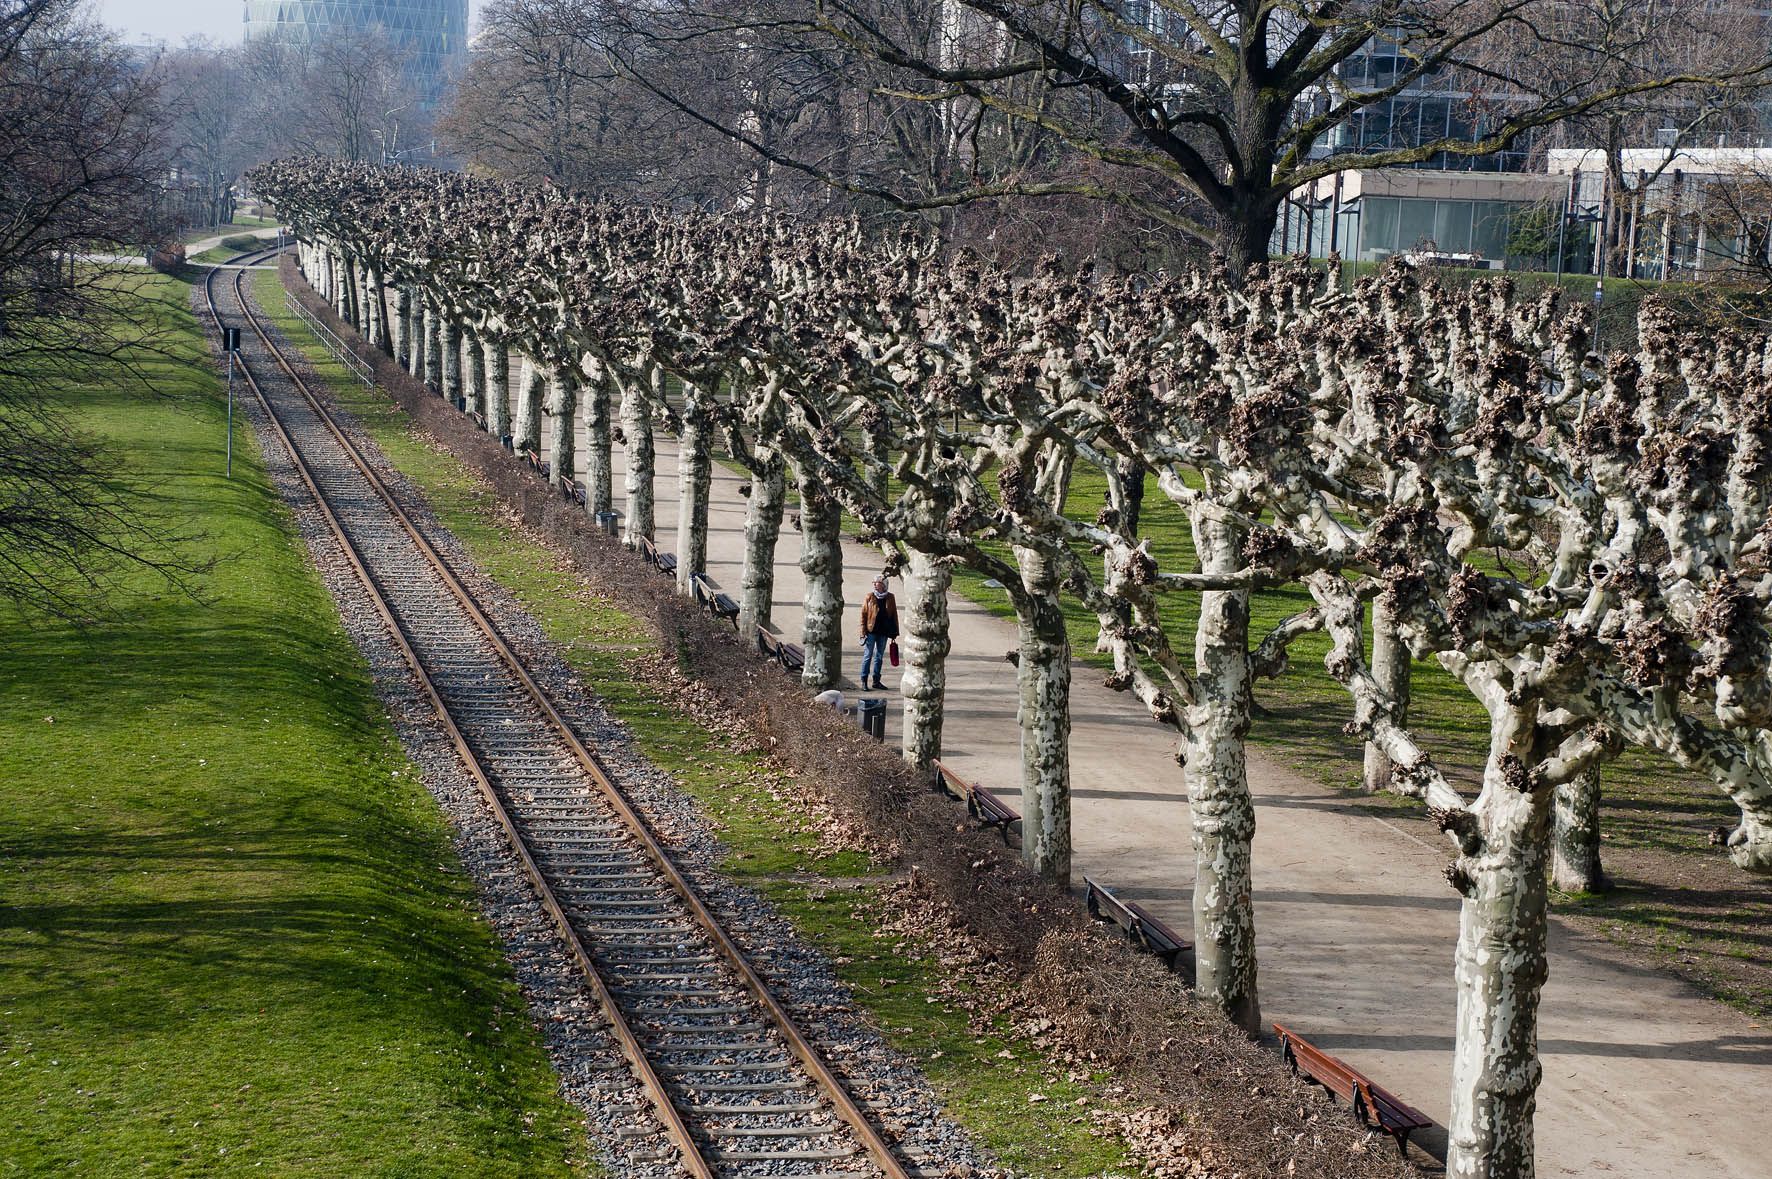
[860,633,889,684]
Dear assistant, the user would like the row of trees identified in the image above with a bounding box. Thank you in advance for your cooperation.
[153,27,431,232]
[254,158,1772,1179]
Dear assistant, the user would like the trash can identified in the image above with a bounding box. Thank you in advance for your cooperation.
[856,697,886,743]
[594,510,621,537]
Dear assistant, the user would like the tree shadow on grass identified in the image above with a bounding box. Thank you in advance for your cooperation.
[0,812,498,1035]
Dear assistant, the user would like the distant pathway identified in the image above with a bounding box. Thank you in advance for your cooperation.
[562,414,1772,1176]
[84,226,284,268]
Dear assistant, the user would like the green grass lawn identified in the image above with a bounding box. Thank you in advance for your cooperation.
[0,272,589,1176]
[180,215,278,245]
[254,267,1140,1178]
[189,235,281,267]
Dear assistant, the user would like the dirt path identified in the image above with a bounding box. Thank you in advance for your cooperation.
[567,418,1772,1176]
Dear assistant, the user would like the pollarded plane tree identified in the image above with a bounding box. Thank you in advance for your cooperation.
[765,242,1164,884]
[1050,260,1370,1036]
[1247,270,1772,1179]
[280,166,639,521]
[275,164,461,404]
[564,203,806,627]
[747,228,984,774]
[261,162,839,674]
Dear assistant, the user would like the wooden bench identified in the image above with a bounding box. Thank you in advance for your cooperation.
[690,573,740,627]
[566,479,587,507]
[636,535,677,577]
[754,626,806,674]
[1273,1021,1432,1156]
[521,447,549,479]
[1083,876,1191,973]
[930,758,1021,844]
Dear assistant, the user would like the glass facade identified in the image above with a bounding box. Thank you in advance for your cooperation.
[1277,195,1556,270]
[1321,40,1531,172]
[243,0,468,103]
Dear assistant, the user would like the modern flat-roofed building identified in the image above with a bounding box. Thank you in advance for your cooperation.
[1278,167,1569,270]
[243,0,468,105]
[1548,146,1772,279]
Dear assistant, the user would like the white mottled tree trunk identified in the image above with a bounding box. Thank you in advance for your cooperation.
[737,449,785,639]
[368,268,390,354]
[1185,512,1261,1034]
[441,318,464,403]
[392,286,412,369]
[1014,545,1072,883]
[463,326,485,417]
[583,368,613,516]
[1448,702,1553,1179]
[483,339,509,439]
[796,459,844,690]
[359,265,377,342]
[547,368,576,490]
[863,413,890,500]
[675,383,712,593]
[1552,766,1605,893]
[351,264,369,337]
[332,252,347,318]
[405,288,423,377]
[620,369,655,545]
[1364,594,1412,792]
[512,354,544,453]
[901,548,952,772]
[422,301,442,392]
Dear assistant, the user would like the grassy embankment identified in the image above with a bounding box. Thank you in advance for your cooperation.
[0,270,590,1175]
[189,231,283,266]
[252,269,1140,1177]
[179,214,278,245]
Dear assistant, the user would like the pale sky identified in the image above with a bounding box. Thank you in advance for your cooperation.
[91,0,487,49]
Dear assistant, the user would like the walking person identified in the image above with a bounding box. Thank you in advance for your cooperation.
[858,575,899,691]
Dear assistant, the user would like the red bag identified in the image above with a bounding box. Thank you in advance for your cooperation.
[889,640,900,667]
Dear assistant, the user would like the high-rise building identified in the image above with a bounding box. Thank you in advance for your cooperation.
[243,0,468,104]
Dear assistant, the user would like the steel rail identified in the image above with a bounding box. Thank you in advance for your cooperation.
[203,253,716,1178]
[206,252,910,1179]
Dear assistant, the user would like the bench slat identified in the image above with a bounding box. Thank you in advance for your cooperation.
[931,759,1020,845]
[1273,1021,1431,1156]
[1084,877,1190,971]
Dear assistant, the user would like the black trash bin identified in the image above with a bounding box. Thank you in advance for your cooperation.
[855,697,886,743]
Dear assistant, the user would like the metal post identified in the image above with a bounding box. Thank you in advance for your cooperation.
[1556,169,1576,285]
[221,325,241,477]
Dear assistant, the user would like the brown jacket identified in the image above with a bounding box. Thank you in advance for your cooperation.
[860,592,899,639]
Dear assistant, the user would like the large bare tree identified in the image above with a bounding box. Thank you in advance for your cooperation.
[0,0,204,615]
[588,1,1772,271]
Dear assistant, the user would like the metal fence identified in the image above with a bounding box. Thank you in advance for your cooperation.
[284,292,374,387]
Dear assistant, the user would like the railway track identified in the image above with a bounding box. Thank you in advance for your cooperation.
[203,251,915,1179]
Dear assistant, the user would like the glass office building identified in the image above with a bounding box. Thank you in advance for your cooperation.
[1276,167,1569,269]
[243,0,468,103]
[1320,40,1533,173]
